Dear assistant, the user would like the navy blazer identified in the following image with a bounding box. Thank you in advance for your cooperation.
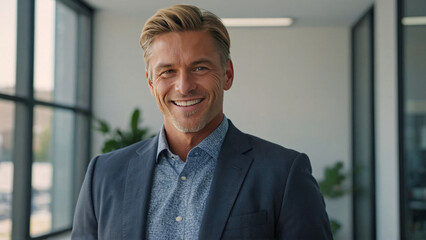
[72,120,333,239]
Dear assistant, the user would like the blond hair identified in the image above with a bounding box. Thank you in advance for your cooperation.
[140,4,230,69]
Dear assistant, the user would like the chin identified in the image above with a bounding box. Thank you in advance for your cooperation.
[172,116,211,133]
[172,121,206,133]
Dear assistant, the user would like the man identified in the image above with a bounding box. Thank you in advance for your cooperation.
[72,4,333,240]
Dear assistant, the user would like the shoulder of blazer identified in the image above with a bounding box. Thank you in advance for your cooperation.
[91,134,159,179]
[98,134,158,161]
[226,119,301,163]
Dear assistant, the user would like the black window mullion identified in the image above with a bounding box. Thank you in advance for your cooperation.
[33,99,91,115]
[351,6,376,240]
[73,12,92,210]
[11,0,35,239]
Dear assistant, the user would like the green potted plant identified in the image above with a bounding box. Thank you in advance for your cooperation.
[92,108,153,153]
[318,161,350,235]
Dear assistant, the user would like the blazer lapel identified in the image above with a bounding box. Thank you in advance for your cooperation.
[122,135,158,240]
[199,121,254,239]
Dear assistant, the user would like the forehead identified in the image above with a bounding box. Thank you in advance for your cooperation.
[148,31,220,68]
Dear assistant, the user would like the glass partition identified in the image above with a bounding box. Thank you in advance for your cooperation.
[400,0,426,239]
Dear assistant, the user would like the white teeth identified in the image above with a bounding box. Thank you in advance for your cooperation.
[174,99,202,106]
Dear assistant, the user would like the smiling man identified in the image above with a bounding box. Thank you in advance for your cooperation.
[146,30,233,161]
[72,4,333,240]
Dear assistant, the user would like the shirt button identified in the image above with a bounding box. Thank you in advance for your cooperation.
[181,176,187,181]
[176,216,182,222]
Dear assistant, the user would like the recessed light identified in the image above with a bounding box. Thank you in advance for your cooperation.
[402,17,426,26]
[221,18,293,27]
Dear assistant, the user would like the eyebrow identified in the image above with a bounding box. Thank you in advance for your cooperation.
[155,63,174,70]
[154,58,215,70]
[190,58,214,66]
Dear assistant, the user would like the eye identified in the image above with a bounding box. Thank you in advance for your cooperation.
[193,66,207,72]
[160,69,176,77]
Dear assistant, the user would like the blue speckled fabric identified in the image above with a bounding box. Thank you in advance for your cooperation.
[146,117,229,240]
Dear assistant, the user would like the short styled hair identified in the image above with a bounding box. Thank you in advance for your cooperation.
[140,4,230,69]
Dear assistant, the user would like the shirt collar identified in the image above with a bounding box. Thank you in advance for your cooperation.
[156,115,229,162]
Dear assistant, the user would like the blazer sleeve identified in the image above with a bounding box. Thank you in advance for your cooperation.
[276,153,333,239]
[71,156,99,240]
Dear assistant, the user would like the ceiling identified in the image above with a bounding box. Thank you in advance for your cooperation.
[83,0,373,27]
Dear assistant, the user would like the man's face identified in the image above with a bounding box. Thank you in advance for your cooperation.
[146,31,233,134]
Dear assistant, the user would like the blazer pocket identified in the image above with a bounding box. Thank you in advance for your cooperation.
[225,210,268,230]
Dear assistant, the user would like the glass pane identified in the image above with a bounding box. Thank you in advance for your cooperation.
[402,0,426,239]
[0,100,15,240]
[0,0,17,95]
[31,106,74,236]
[34,0,78,106]
[34,0,55,102]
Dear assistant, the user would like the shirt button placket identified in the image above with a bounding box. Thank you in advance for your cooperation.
[177,171,189,238]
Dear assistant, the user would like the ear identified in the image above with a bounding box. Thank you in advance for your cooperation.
[223,60,234,91]
[146,69,155,96]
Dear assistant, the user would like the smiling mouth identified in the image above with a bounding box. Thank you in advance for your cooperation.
[173,99,203,107]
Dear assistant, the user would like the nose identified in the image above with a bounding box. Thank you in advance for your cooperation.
[175,71,196,95]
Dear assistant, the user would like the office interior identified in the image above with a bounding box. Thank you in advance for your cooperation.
[0,0,425,239]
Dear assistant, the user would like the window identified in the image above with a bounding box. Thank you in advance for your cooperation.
[399,0,426,239]
[0,0,93,239]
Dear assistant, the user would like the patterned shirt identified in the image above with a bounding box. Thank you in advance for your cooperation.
[146,117,229,240]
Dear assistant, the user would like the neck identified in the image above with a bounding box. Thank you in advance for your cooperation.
[164,114,223,161]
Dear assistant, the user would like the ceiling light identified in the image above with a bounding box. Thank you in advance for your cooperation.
[221,18,293,27]
[402,16,426,26]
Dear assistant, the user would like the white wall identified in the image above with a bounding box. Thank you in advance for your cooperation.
[92,11,351,239]
[374,0,400,239]
[92,12,163,152]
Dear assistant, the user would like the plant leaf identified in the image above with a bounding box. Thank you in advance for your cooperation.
[93,108,152,153]
[116,129,124,139]
[329,218,341,234]
[318,161,348,198]
[92,118,110,134]
[102,139,120,153]
[131,109,140,132]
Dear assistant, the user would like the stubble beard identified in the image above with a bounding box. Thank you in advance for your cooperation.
[171,109,211,133]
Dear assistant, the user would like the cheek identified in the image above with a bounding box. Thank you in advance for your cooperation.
[152,83,168,104]
[210,75,225,98]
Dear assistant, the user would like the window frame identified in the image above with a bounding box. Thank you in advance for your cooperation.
[351,6,376,240]
[0,0,94,239]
